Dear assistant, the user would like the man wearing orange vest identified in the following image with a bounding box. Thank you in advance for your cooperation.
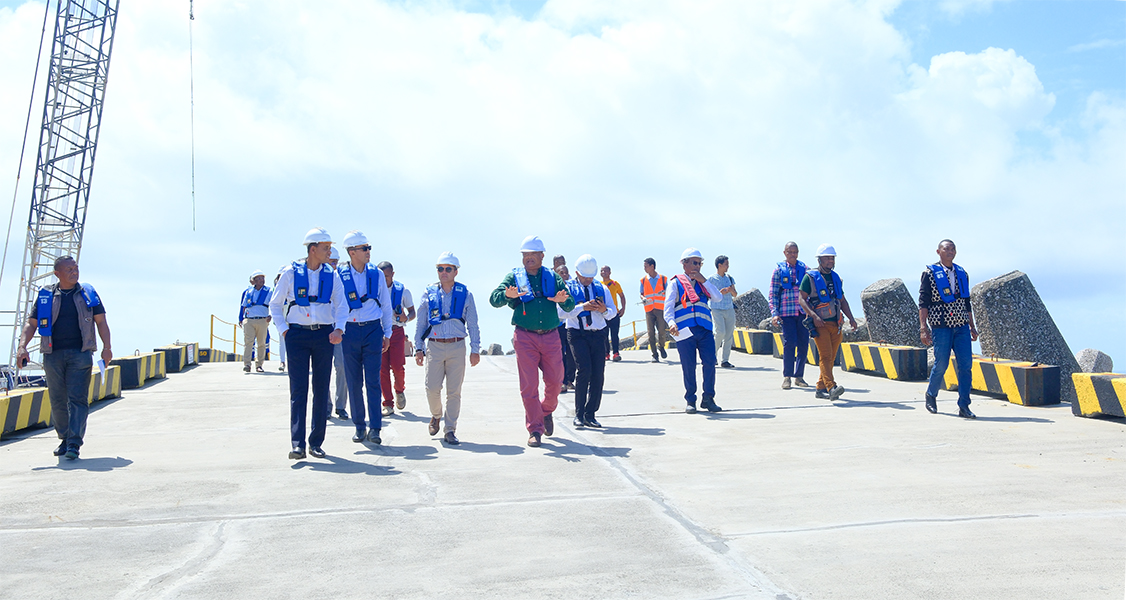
[640,257,669,363]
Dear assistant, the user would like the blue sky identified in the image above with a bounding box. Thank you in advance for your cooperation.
[0,0,1123,366]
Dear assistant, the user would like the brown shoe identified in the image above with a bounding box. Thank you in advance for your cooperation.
[543,413,554,437]
[428,417,440,436]
[527,432,542,447]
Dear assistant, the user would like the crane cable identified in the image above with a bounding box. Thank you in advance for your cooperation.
[189,0,197,231]
[0,0,52,292]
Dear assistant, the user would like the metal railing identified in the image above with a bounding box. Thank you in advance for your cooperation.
[209,314,282,359]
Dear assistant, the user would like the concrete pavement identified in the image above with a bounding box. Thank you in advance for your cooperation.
[1,349,1123,599]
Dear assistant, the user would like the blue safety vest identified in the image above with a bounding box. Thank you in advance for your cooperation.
[777,261,807,290]
[291,261,334,306]
[672,277,712,331]
[241,286,271,308]
[338,264,382,311]
[426,283,468,326]
[513,267,556,303]
[929,263,970,304]
[391,281,404,315]
[809,270,843,303]
[37,283,101,337]
[566,279,606,327]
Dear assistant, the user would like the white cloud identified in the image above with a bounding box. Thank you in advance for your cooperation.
[1067,38,1126,53]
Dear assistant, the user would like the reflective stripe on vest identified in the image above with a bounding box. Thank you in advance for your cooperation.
[37,284,100,337]
[566,279,605,327]
[338,264,381,311]
[513,268,556,303]
[292,262,333,306]
[929,263,970,304]
[809,270,843,304]
[241,286,271,308]
[641,275,667,311]
[672,278,712,331]
[777,261,806,290]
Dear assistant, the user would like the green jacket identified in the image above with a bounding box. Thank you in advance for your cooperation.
[490,268,575,330]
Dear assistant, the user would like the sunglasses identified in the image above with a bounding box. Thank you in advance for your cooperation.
[688,260,703,266]
[351,245,372,252]
[437,266,456,273]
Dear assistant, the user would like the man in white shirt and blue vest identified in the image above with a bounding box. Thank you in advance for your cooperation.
[339,231,393,445]
[268,227,349,460]
[239,270,271,373]
[665,248,723,414]
[559,254,618,427]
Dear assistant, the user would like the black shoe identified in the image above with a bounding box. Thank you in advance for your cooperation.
[585,417,602,428]
[958,407,976,419]
[560,384,569,394]
[651,357,660,363]
[544,413,554,437]
[64,447,79,460]
[53,443,66,457]
[925,393,938,414]
[443,431,460,445]
[701,400,722,413]
[335,409,349,420]
[721,361,735,369]
[367,429,382,445]
[309,446,326,458]
[685,404,697,414]
[527,432,542,447]
[612,353,621,362]
[815,389,830,399]
[573,417,585,428]
[660,350,667,359]
[352,430,366,443]
[289,447,306,460]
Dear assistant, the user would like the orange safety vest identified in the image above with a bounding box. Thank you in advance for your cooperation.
[641,275,667,312]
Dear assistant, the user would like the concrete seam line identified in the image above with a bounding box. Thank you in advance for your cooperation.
[724,510,1126,538]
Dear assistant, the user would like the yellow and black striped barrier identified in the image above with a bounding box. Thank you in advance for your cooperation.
[771,332,840,366]
[943,355,1060,406]
[1,387,50,437]
[111,352,168,389]
[198,348,242,363]
[841,342,928,381]
[156,344,193,373]
[87,364,122,404]
[1072,373,1126,418]
[732,328,773,355]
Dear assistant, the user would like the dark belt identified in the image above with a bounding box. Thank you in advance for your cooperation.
[288,323,332,331]
[347,319,379,327]
[429,337,464,343]
[516,325,555,336]
[246,317,269,320]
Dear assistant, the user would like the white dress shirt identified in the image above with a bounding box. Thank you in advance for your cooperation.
[343,262,393,337]
[558,282,618,330]
[268,262,349,334]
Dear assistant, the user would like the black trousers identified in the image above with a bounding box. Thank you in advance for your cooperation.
[558,325,575,385]
[568,328,607,420]
[604,314,621,354]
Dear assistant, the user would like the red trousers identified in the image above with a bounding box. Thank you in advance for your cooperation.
[381,326,406,404]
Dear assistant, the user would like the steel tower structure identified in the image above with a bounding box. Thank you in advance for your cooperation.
[9,0,120,370]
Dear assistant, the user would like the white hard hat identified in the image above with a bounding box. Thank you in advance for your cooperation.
[437,251,460,268]
[680,248,703,261]
[574,254,598,278]
[329,247,340,261]
[519,235,546,253]
[816,244,837,257]
[303,227,332,245]
[342,230,369,248]
[249,270,264,279]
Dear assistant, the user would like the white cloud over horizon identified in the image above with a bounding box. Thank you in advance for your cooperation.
[0,0,1122,363]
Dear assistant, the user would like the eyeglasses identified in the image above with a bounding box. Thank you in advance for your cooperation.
[351,245,372,252]
[437,266,456,273]
[688,260,703,266]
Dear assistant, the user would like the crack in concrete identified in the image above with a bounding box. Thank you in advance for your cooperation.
[726,509,1126,537]
[114,521,228,600]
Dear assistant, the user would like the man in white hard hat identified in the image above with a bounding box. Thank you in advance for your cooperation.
[919,239,979,419]
[338,231,393,445]
[797,244,858,401]
[490,235,574,448]
[268,227,349,460]
[240,270,272,373]
[327,246,349,420]
[770,242,811,390]
[273,266,287,371]
[665,248,723,413]
[559,254,617,428]
[377,260,415,417]
[414,252,480,445]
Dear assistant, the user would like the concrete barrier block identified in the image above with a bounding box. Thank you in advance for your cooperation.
[112,352,167,389]
[156,345,189,373]
[733,289,771,328]
[732,328,773,355]
[87,365,122,404]
[943,355,1060,406]
[1071,373,1126,418]
[841,342,928,381]
[173,342,199,365]
[1,387,50,437]
[772,332,840,366]
[1075,349,1113,374]
[860,278,920,347]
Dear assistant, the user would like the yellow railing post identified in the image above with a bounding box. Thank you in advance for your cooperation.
[232,322,237,354]
[209,315,215,351]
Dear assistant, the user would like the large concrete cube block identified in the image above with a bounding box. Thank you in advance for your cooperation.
[861,278,921,348]
[733,289,771,328]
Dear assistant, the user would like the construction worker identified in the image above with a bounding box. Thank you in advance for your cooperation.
[490,235,574,448]
[640,257,669,363]
[268,227,348,460]
[797,244,858,401]
[601,265,626,362]
[560,255,617,428]
[665,248,723,414]
[239,270,271,373]
[414,252,481,445]
[919,239,979,419]
[378,260,415,417]
[339,231,393,445]
[770,242,810,390]
[327,247,348,419]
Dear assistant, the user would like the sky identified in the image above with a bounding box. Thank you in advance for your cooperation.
[0,0,1123,365]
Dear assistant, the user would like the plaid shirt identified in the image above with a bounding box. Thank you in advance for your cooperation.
[769,264,805,318]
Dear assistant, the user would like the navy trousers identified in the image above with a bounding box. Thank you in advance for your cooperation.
[43,348,93,451]
[676,325,716,404]
[780,315,809,378]
[343,320,384,433]
[286,326,333,449]
[568,328,606,420]
[558,325,575,386]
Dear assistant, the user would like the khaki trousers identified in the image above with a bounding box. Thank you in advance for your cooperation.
[425,339,466,433]
[243,318,270,368]
[813,323,843,391]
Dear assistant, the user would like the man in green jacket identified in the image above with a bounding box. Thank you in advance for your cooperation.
[490,235,574,447]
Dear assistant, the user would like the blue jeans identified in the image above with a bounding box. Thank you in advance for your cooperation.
[43,349,93,451]
[780,316,809,378]
[285,326,333,449]
[343,320,385,433]
[926,325,973,408]
[676,326,716,404]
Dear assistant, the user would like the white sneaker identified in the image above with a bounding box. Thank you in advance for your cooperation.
[781,377,792,390]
